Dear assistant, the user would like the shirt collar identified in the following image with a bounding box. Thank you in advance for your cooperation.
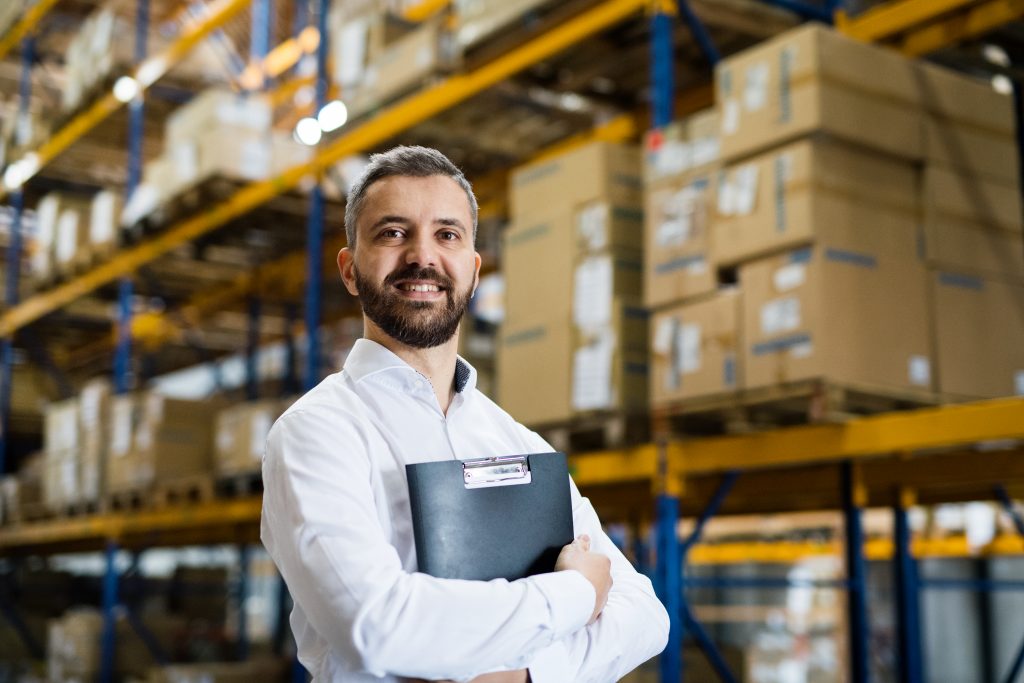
[344,338,477,394]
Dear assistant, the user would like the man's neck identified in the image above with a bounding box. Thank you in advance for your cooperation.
[363,320,460,414]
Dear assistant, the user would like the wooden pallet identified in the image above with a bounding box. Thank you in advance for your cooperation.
[652,379,942,437]
[535,411,650,453]
[153,474,216,508]
[49,498,106,519]
[216,470,262,498]
[106,486,148,513]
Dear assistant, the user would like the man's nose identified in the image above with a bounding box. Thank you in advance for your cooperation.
[404,232,438,267]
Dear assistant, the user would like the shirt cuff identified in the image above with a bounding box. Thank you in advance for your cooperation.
[527,639,572,683]
[529,570,595,641]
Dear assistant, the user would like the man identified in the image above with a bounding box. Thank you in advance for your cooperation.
[261,146,669,683]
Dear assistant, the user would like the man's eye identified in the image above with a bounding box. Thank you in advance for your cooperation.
[439,230,459,241]
[380,229,404,239]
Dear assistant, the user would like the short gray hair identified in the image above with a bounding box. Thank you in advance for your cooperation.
[345,146,478,249]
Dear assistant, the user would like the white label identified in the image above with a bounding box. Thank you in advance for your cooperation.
[691,137,720,168]
[654,140,691,177]
[743,62,769,112]
[250,411,272,459]
[733,164,759,216]
[790,341,814,359]
[721,98,740,136]
[216,424,234,454]
[61,459,76,498]
[717,172,737,216]
[909,355,931,387]
[773,263,806,292]
[1016,371,1024,396]
[576,202,608,251]
[111,400,132,457]
[687,258,708,275]
[339,19,370,88]
[573,256,613,330]
[572,334,614,411]
[676,323,702,375]
[761,297,801,335]
[653,318,675,355]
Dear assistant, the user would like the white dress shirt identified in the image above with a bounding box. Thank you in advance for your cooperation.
[261,339,669,683]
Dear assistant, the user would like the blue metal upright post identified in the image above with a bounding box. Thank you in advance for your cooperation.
[676,0,720,66]
[303,0,329,392]
[842,461,870,683]
[650,4,674,129]
[250,0,272,90]
[247,297,261,401]
[656,493,681,683]
[238,544,251,661]
[893,493,924,683]
[0,37,33,477]
[99,541,120,683]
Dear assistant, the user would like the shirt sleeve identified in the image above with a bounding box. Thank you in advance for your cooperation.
[260,405,596,681]
[519,427,670,683]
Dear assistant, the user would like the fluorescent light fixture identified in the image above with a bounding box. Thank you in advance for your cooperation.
[992,74,1014,95]
[295,117,322,146]
[113,76,140,103]
[983,44,1011,68]
[317,100,348,132]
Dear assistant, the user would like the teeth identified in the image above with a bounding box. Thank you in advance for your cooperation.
[400,283,440,292]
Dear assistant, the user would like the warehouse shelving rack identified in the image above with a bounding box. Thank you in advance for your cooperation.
[2,0,1024,682]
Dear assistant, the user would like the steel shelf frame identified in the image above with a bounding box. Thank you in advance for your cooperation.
[0,0,61,61]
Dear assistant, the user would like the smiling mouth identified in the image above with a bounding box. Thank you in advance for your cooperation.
[396,283,443,293]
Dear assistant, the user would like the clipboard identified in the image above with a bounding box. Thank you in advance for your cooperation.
[406,452,574,581]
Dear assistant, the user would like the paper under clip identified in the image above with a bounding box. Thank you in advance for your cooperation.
[463,455,532,489]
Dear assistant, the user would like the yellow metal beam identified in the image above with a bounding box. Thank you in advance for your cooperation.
[570,445,659,487]
[896,0,1024,56]
[835,0,981,43]
[669,397,1024,475]
[0,0,253,203]
[402,0,451,22]
[0,0,647,337]
[0,0,62,61]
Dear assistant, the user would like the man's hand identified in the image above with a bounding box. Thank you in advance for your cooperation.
[555,534,612,625]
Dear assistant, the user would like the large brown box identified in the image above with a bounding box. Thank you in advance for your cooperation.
[642,108,720,185]
[571,300,648,414]
[644,168,718,308]
[924,117,1019,186]
[78,378,111,502]
[650,288,740,406]
[504,208,643,326]
[929,271,1024,399]
[509,141,641,220]
[108,392,218,493]
[711,137,917,267]
[740,220,931,393]
[497,320,573,426]
[715,23,923,163]
[922,164,1022,233]
[214,399,284,476]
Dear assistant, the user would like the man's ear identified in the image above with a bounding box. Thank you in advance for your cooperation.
[472,251,482,295]
[338,247,359,296]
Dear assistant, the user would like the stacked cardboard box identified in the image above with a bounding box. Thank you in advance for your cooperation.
[214,399,285,476]
[499,141,647,425]
[78,378,112,503]
[108,392,219,494]
[42,398,79,512]
[453,0,551,49]
[89,189,124,261]
[61,6,135,113]
[330,3,458,118]
[0,453,43,524]
[643,108,742,406]
[32,192,93,285]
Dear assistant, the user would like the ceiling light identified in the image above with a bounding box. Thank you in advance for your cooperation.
[317,100,348,132]
[113,76,140,103]
[295,117,322,146]
[992,74,1014,96]
[983,44,1011,68]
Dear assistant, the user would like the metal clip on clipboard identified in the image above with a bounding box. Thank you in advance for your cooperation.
[462,455,532,489]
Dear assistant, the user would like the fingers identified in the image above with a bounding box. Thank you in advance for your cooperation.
[576,534,591,552]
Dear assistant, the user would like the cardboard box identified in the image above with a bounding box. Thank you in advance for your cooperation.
[54,202,92,274]
[166,89,272,147]
[498,320,573,425]
[504,208,643,324]
[650,288,740,405]
[924,117,1019,186]
[711,137,917,266]
[644,168,717,308]
[214,399,283,476]
[643,108,720,185]
[44,398,79,455]
[716,23,922,162]
[919,215,1024,282]
[916,61,1016,136]
[510,141,642,220]
[571,300,649,414]
[923,164,1022,233]
[79,378,111,502]
[930,271,1024,399]
[740,220,931,393]
[89,189,123,258]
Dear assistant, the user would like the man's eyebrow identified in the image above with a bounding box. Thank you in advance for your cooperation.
[368,215,413,231]
[435,217,467,233]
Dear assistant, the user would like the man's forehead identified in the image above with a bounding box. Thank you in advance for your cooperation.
[361,175,471,220]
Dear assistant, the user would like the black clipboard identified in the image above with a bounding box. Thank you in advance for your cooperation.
[406,452,574,581]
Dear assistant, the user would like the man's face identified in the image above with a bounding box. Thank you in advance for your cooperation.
[338,175,481,349]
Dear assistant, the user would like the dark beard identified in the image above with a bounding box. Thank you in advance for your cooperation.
[354,264,472,349]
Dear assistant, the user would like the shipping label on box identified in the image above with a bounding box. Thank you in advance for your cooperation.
[643,108,720,185]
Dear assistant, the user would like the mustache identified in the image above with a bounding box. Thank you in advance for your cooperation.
[383,266,453,290]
